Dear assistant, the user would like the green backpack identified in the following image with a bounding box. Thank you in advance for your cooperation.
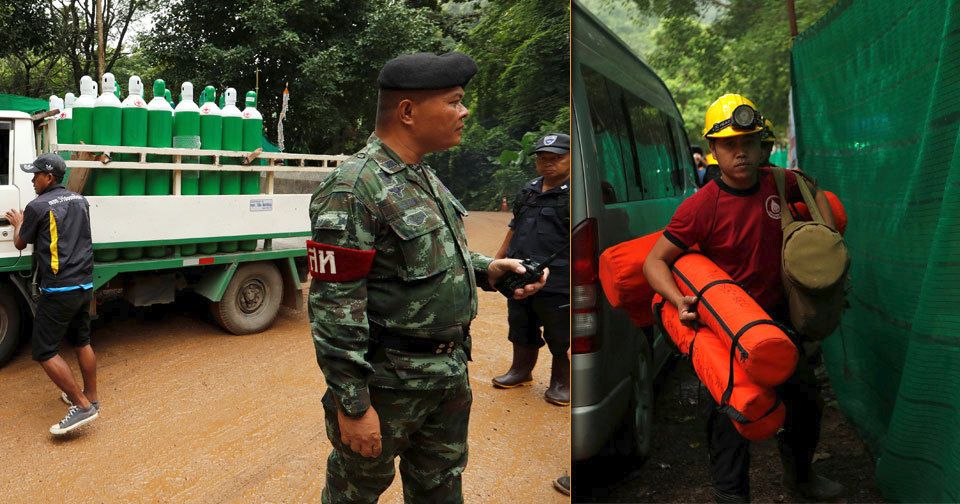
[772,168,850,340]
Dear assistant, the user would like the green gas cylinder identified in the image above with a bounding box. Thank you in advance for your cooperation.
[219,87,243,253]
[239,91,263,252]
[58,93,75,165]
[91,74,122,262]
[198,85,222,194]
[165,89,174,108]
[198,86,222,255]
[145,79,174,258]
[92,73,122,197]
[173,82,201,255]
[117,76,148,260]
[241,90,263,194]
[48,95,64,156]
[146,79,173,196]
[72,76,96,148]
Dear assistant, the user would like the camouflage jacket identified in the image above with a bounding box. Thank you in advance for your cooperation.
[308,134,493,417]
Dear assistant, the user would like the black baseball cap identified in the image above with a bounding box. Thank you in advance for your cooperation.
[533,133,570,154]
[21,153,66,178]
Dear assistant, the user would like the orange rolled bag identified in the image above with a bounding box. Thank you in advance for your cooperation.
[789,190,847,235]
[670,253,798,387]
[598,230,664,327]
[652,294,786,441]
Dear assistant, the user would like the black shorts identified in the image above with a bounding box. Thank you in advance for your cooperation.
[32,288,93,362]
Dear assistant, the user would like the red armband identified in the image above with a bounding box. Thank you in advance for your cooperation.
[306,240,376,281]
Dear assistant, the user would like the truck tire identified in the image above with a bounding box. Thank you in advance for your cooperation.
[212,262,283,335]
[0,285,23,367]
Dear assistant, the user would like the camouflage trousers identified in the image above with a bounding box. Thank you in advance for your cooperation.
[321,378,472,504]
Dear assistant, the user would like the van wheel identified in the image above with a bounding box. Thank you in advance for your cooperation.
[629,338,655,460]
[0,285,22,367]
[212,262,282,335]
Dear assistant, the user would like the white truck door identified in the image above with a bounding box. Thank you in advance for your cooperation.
[0,120,23,262]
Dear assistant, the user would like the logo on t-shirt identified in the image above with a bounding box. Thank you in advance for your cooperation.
[765,195,781,220]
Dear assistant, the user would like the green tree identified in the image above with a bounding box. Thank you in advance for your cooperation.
[141,0,446,155]
[644,0,836,146]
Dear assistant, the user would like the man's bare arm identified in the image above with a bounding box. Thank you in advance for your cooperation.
[643,235,698,323]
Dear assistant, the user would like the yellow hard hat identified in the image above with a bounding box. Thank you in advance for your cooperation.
[702,94,764,139]
[705,153,718,166]
[761,118,776,143]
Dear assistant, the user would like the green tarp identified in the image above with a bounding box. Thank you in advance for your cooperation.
[0,94,49,114]
[792,1,960,501]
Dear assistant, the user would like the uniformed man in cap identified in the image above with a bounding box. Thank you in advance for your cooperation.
[492,132,570,406]
[6,153,98,436]
[308,51,548,503]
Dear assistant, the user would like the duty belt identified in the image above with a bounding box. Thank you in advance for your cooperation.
[368,323,471,357]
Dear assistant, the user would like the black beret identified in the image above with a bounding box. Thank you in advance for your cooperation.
[378,51,479,90]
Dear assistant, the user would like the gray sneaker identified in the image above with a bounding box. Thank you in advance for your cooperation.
[49,405,99,435]
[61,391,100,411]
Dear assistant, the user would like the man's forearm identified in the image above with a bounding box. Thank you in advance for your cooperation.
[644,258,685,308]
[494,230,513,260]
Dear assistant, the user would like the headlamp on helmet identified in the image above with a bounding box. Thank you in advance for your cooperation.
[706,104,764,137]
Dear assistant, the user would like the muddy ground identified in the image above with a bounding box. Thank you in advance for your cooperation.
[0,211,569,503]
[573,358,885,503]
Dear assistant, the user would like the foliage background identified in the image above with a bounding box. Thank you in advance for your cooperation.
[0,0,569,210]
[579,0,835,150]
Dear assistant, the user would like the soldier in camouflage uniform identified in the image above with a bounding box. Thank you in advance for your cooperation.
[308,52,548,504]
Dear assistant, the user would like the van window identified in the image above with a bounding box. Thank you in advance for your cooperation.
[581,65,684,204]
[0,122,11,186]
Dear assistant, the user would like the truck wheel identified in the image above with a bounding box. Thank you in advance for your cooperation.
[0,285,23,367]
[212,262,283,335]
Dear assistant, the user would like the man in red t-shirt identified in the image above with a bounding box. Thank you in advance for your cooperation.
[644,94,842,503]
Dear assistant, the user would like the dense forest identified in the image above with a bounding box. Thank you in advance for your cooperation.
[581,0,835,149]
[0,0,569,209]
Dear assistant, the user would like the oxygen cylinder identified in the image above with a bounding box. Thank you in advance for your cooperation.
[117,76,148,261]
[173,82,201,255]
[239,90,263,252]
[92,73,122,197]
[199,85,222,193]
[145,79,174,258]
[90,73,122,262]
[219,88,243,253]
[241,90,263,193]
[165,89,174,108]
[198,86,222,255]
[58,93,76,164]
[72,76,97,147]
[47,95,63,155]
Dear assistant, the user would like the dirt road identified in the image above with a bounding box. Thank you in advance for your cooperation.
[0,212,569,503]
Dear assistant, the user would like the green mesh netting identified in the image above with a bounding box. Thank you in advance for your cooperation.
[0,94,49,114]
[792,1,960,501]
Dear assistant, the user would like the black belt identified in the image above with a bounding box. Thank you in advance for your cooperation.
[368,323,470,356]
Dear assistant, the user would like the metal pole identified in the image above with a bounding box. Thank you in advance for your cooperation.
[97,0,105,80]
[787,0,799,37]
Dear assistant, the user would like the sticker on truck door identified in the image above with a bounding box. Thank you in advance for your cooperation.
[250,199,273,212]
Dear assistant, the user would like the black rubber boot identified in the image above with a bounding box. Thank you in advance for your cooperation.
[544,353,570,406]
[492,343,538,388]
[780,438,844,501]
